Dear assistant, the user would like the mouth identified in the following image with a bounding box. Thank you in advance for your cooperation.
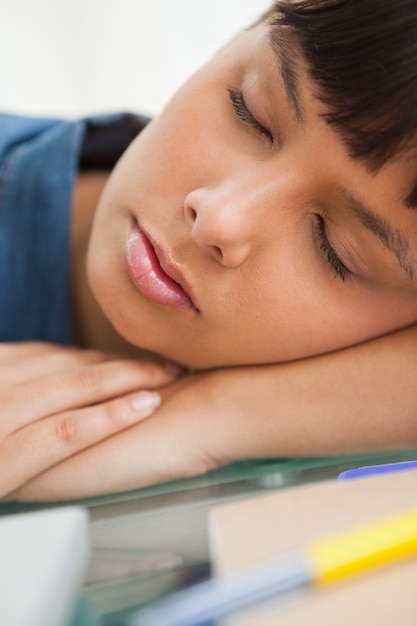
[125,222,199,312]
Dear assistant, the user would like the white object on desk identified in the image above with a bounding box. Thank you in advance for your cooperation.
[0,506,89,626]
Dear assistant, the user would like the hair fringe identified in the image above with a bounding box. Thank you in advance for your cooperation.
[267,0,417,170]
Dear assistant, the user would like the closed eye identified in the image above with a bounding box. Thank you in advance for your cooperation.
[228,87,273,144]
[313,214,351,281]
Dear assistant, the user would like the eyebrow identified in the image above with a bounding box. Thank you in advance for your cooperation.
[267,29,304,123]
[270,33,417,214]
[266,27,417,278]
[342,190,416,280]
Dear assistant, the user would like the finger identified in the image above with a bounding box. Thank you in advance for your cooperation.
[4,416,167,501]
[7,378,212,501]
[3,359,177,433]
[0,390,161,498]
[0,347,116,385]
[0,341,59,359]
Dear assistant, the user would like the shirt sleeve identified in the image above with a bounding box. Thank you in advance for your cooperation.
[0,113,86,343]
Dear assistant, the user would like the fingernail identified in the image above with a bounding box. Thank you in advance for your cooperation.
[131,391,161,416]
[163,360,187,378]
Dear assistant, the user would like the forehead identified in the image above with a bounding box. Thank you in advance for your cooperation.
[222,24,417,280]
[257,22,417,213]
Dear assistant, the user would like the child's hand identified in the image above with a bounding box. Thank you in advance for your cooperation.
[3,368,263,501]
[8,323,417,502]
[0,342,177,498]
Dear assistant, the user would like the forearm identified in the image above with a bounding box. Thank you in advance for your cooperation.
[9,325,417,501]
[204,324,417,462]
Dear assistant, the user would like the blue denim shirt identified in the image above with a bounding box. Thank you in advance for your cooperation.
[0,113,85,344]
[0,112,147,344]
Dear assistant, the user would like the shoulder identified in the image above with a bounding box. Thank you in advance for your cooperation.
[0,113,64,163]
[0,111,150,171]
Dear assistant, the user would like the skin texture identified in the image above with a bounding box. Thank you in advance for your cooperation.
[86,24,417,369]
[3,22,417,500]
[10,324,417,501]
[0,342,176,499]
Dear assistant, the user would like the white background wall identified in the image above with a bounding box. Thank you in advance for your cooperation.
[0,0,271,119]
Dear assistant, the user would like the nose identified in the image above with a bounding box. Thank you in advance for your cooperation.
[184,183,256,267]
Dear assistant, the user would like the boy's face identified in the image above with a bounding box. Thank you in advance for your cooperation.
[87,23,417,368]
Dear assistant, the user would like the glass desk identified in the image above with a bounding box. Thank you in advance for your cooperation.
[2,450,417,626]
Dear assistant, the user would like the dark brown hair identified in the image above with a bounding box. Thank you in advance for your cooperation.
[266,0,417,173]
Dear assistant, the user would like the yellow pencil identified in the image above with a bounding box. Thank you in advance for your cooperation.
[308,507,417,583]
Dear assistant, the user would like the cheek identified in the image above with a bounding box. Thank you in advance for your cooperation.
[240,259,383,362]
[128,89,230,191]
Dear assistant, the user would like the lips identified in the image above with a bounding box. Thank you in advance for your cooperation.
[125,224,197,312]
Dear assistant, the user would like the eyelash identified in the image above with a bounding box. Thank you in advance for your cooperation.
[229,88,348,281]
[313,214,350,281]
[228,87,273,143]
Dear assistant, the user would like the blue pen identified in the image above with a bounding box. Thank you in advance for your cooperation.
[128,507,417,626]
[338,460,417,480]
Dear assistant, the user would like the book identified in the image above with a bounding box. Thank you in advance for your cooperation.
[209,468,417,625]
